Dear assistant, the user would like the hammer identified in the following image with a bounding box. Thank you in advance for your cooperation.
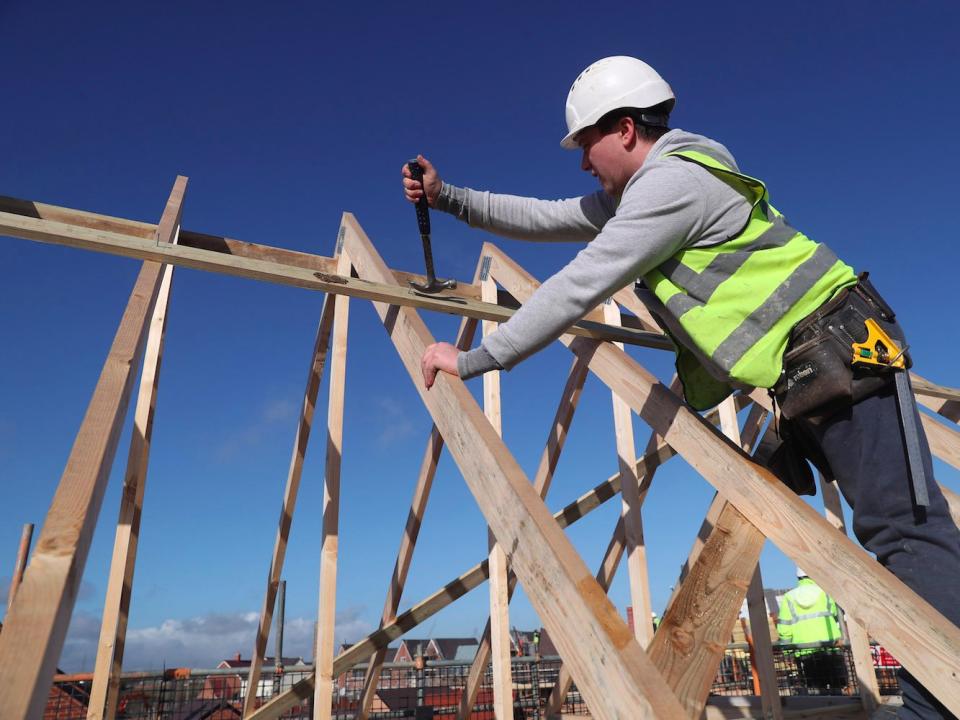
[408,159,457,294]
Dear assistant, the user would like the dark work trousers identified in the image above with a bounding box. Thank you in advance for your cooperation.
[794,383,960,720]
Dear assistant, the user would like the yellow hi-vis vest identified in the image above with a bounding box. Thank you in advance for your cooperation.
[776,578,842,647]
[642,149,858,410]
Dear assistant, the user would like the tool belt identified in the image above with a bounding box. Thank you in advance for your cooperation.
[773,272,911,422]
[760,273,911,495]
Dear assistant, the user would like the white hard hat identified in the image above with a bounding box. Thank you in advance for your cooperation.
[560,56,675,149]
[796,567,808,578]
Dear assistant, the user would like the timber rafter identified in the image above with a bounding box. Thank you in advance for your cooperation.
[1,190,958,720]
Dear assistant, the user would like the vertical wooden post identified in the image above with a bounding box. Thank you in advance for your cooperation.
[6,523,34,611]
[719,399,782,720]
[481,274,515,720]
[819,475,881,715]
[88,258,178,720]
[602,301,653,648]
[0,177,185,719]
[242,268,341,718]
[745,568,783,720]
[275,580,285,676]
[312,249,352,720]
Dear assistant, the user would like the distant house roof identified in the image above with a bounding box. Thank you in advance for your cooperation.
[453,644,479,662]
[217,655,306,669]
[397,638,433,657]
[433,637,479,660]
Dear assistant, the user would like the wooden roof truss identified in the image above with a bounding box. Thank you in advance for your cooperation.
[0,177,958,720]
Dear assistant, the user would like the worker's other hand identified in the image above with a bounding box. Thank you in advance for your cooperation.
[402,154,442,207]
[421,342,460,389]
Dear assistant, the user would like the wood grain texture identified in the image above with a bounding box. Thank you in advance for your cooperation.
[745,567,783,720]
[0,209,670,351]
[544,518,628,717]
[313,251,352,720]
[819,475,880,715]
[249,408,688,720]
[719,402,781,720]
[456,353,594,720]
[0,177,186,719]
[481,275,515,720]
[603,302,654,649]
[920,414,960,471]
[650,500,766,718]
[356,295,481,720]
[340,215,686,720]
[484,243,960,717]
[242,285,340,718]
[88,259,177,720]
[5,524,33,611]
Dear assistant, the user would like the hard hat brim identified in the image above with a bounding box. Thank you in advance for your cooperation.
[560,128,582,150]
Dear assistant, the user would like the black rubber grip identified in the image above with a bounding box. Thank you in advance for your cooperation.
[407,160,431,236]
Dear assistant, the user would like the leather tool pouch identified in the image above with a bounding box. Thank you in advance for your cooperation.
[760,274,910,494]
[773,273,910,422]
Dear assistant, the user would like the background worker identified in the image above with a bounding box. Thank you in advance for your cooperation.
[777,568,847,694]
[404,56,960,720]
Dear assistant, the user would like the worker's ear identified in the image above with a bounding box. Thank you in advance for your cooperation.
[619,117,637,148]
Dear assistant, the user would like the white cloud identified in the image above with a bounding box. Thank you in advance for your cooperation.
[374,397,415,449]
[263,398,297,424]
[57,606,374,673]
[214,396,299,462]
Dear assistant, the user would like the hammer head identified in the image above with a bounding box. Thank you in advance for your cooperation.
[409,277,458,294]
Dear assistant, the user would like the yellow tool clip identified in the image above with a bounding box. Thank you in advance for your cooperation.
[851,318,907,369]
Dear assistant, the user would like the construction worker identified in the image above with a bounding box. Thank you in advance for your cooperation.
[404,56,960,720]
[777,568,846,694]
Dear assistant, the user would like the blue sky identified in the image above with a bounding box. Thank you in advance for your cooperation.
[1,1,959,671]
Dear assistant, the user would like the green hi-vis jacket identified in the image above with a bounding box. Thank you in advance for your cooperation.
[642,149,858,411]
[776,578,842,647]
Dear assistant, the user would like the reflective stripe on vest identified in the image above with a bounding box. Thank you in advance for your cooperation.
[643,148,858,410]
[780,595,838,625]
[779,588,841,645]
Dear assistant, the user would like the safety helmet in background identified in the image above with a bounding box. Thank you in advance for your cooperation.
[796,567,808,578]
[561,56,675,149]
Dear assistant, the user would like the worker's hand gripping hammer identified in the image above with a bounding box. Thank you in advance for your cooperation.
[408,159,457,294]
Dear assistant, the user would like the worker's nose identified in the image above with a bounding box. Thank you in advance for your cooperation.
[580,149,591,172]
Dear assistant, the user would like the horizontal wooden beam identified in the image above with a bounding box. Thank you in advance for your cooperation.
[0,194,652,334]
[912,374,960,404]
[0,208,669,350]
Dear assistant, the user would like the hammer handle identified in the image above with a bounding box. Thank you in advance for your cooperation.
[408,160,431,236]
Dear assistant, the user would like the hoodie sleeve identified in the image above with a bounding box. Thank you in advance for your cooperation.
[435,182,617,242]
[458,161,707,377]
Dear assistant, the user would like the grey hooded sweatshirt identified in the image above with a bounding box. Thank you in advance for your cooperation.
[434,129,757,380]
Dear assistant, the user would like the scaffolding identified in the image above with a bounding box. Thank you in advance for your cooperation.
[41,647,902,720]
[0,177,958,720]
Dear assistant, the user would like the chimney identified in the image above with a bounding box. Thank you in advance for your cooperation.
[235,652,242,662]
